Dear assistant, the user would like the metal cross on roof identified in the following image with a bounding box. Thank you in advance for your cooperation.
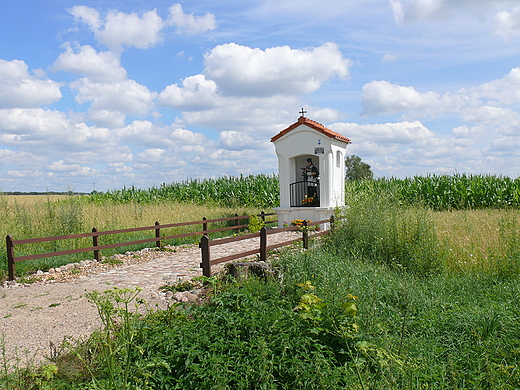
[299,108,307,117]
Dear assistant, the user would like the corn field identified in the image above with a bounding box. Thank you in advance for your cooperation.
[88,174,279,209]
[345,173,520,211]
[88,173,520,211]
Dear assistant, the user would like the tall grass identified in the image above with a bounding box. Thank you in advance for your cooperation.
[277,189,520,387]
[0,194,265,279]
[339,188,444,276]
[279,245,520,388]
[341,183,520,278]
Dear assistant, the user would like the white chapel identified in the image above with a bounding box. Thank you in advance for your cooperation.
[270,112,352,228]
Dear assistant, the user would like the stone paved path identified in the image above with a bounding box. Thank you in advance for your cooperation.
[0,230,302,365]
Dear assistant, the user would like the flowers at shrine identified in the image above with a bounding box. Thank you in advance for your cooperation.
[301,195,315,205]
[291,219,311,227]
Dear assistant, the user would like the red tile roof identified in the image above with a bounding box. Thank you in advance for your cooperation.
[270,116,352,144]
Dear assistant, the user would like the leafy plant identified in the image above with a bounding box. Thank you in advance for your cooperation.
[82,287,144,389]
[247,214,265,233]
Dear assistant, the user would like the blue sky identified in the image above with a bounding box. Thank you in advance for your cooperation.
[1,0,520,192]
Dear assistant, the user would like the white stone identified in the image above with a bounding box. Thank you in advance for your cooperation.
[173,292,184,301]
[184,293,198,302]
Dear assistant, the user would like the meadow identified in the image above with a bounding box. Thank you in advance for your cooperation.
[0,194,266,279]
[1,174,520,388]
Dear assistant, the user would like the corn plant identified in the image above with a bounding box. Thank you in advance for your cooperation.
[346,173,520,211]
[88,174,280,208]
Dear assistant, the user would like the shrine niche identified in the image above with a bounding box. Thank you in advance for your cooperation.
[270,110,351,228]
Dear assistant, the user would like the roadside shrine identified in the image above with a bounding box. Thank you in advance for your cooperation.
[270,110,352,230]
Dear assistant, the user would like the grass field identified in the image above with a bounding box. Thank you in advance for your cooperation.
[1,175,520,388]
[2,195,71,205]
[0,194,269,279]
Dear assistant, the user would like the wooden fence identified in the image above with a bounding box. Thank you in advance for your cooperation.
[199,217,335,277]
[5,212,276,281]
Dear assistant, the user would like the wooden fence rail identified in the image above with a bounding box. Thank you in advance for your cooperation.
[199,216,336,277]
[5,212,276,281]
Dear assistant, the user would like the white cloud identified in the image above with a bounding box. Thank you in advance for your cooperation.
[53,44,127,82]
[106,162,134,174]
[86,110,126,128]
[0,149,44,166]
[112,121,208,150]
[331,120,435,145]
[48,160,99,177]
[390,0,520,23]
[0,108,71,140]
[7,170,43,179]
[70,78,156,127]
[218,131,260,150]
[167,4,217,35]
[487,136,520,153]
[176,95,299,133]
[0,60,62,108]
[158,75,220,110]
[460,106,520,129]
[170,127,207,144]
[68,4,216,53]
[361,80,445,116]
[136,148,165,162]
[493,6,520,38]
[0,108,123,159]
[382,53,397,62]
[475,67,520,104]
[68,5,101,30]
[391,0,445,23]
[360,73,520,123]
[69,5,164,52]
[203,42,351,96]
[390,0,405,23]
[452,125,485,138]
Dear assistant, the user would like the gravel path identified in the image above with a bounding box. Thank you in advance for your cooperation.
[0,230,301,367]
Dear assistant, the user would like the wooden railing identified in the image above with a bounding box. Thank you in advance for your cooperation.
[5,212,276,281]
[199,217,335,277]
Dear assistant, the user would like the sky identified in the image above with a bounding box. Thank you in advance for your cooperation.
[1,0,520,193]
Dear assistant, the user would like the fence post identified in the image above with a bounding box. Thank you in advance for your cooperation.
[235,213,240,234]
[155,221,161,248]
[202,217,207,236]
[302,220,309,249]
[329,215,335,233]
[6,235,15,281]
[260,211,266,221]
[260,227,267,262]
[92,227,100,262]
[199,235,211,277]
